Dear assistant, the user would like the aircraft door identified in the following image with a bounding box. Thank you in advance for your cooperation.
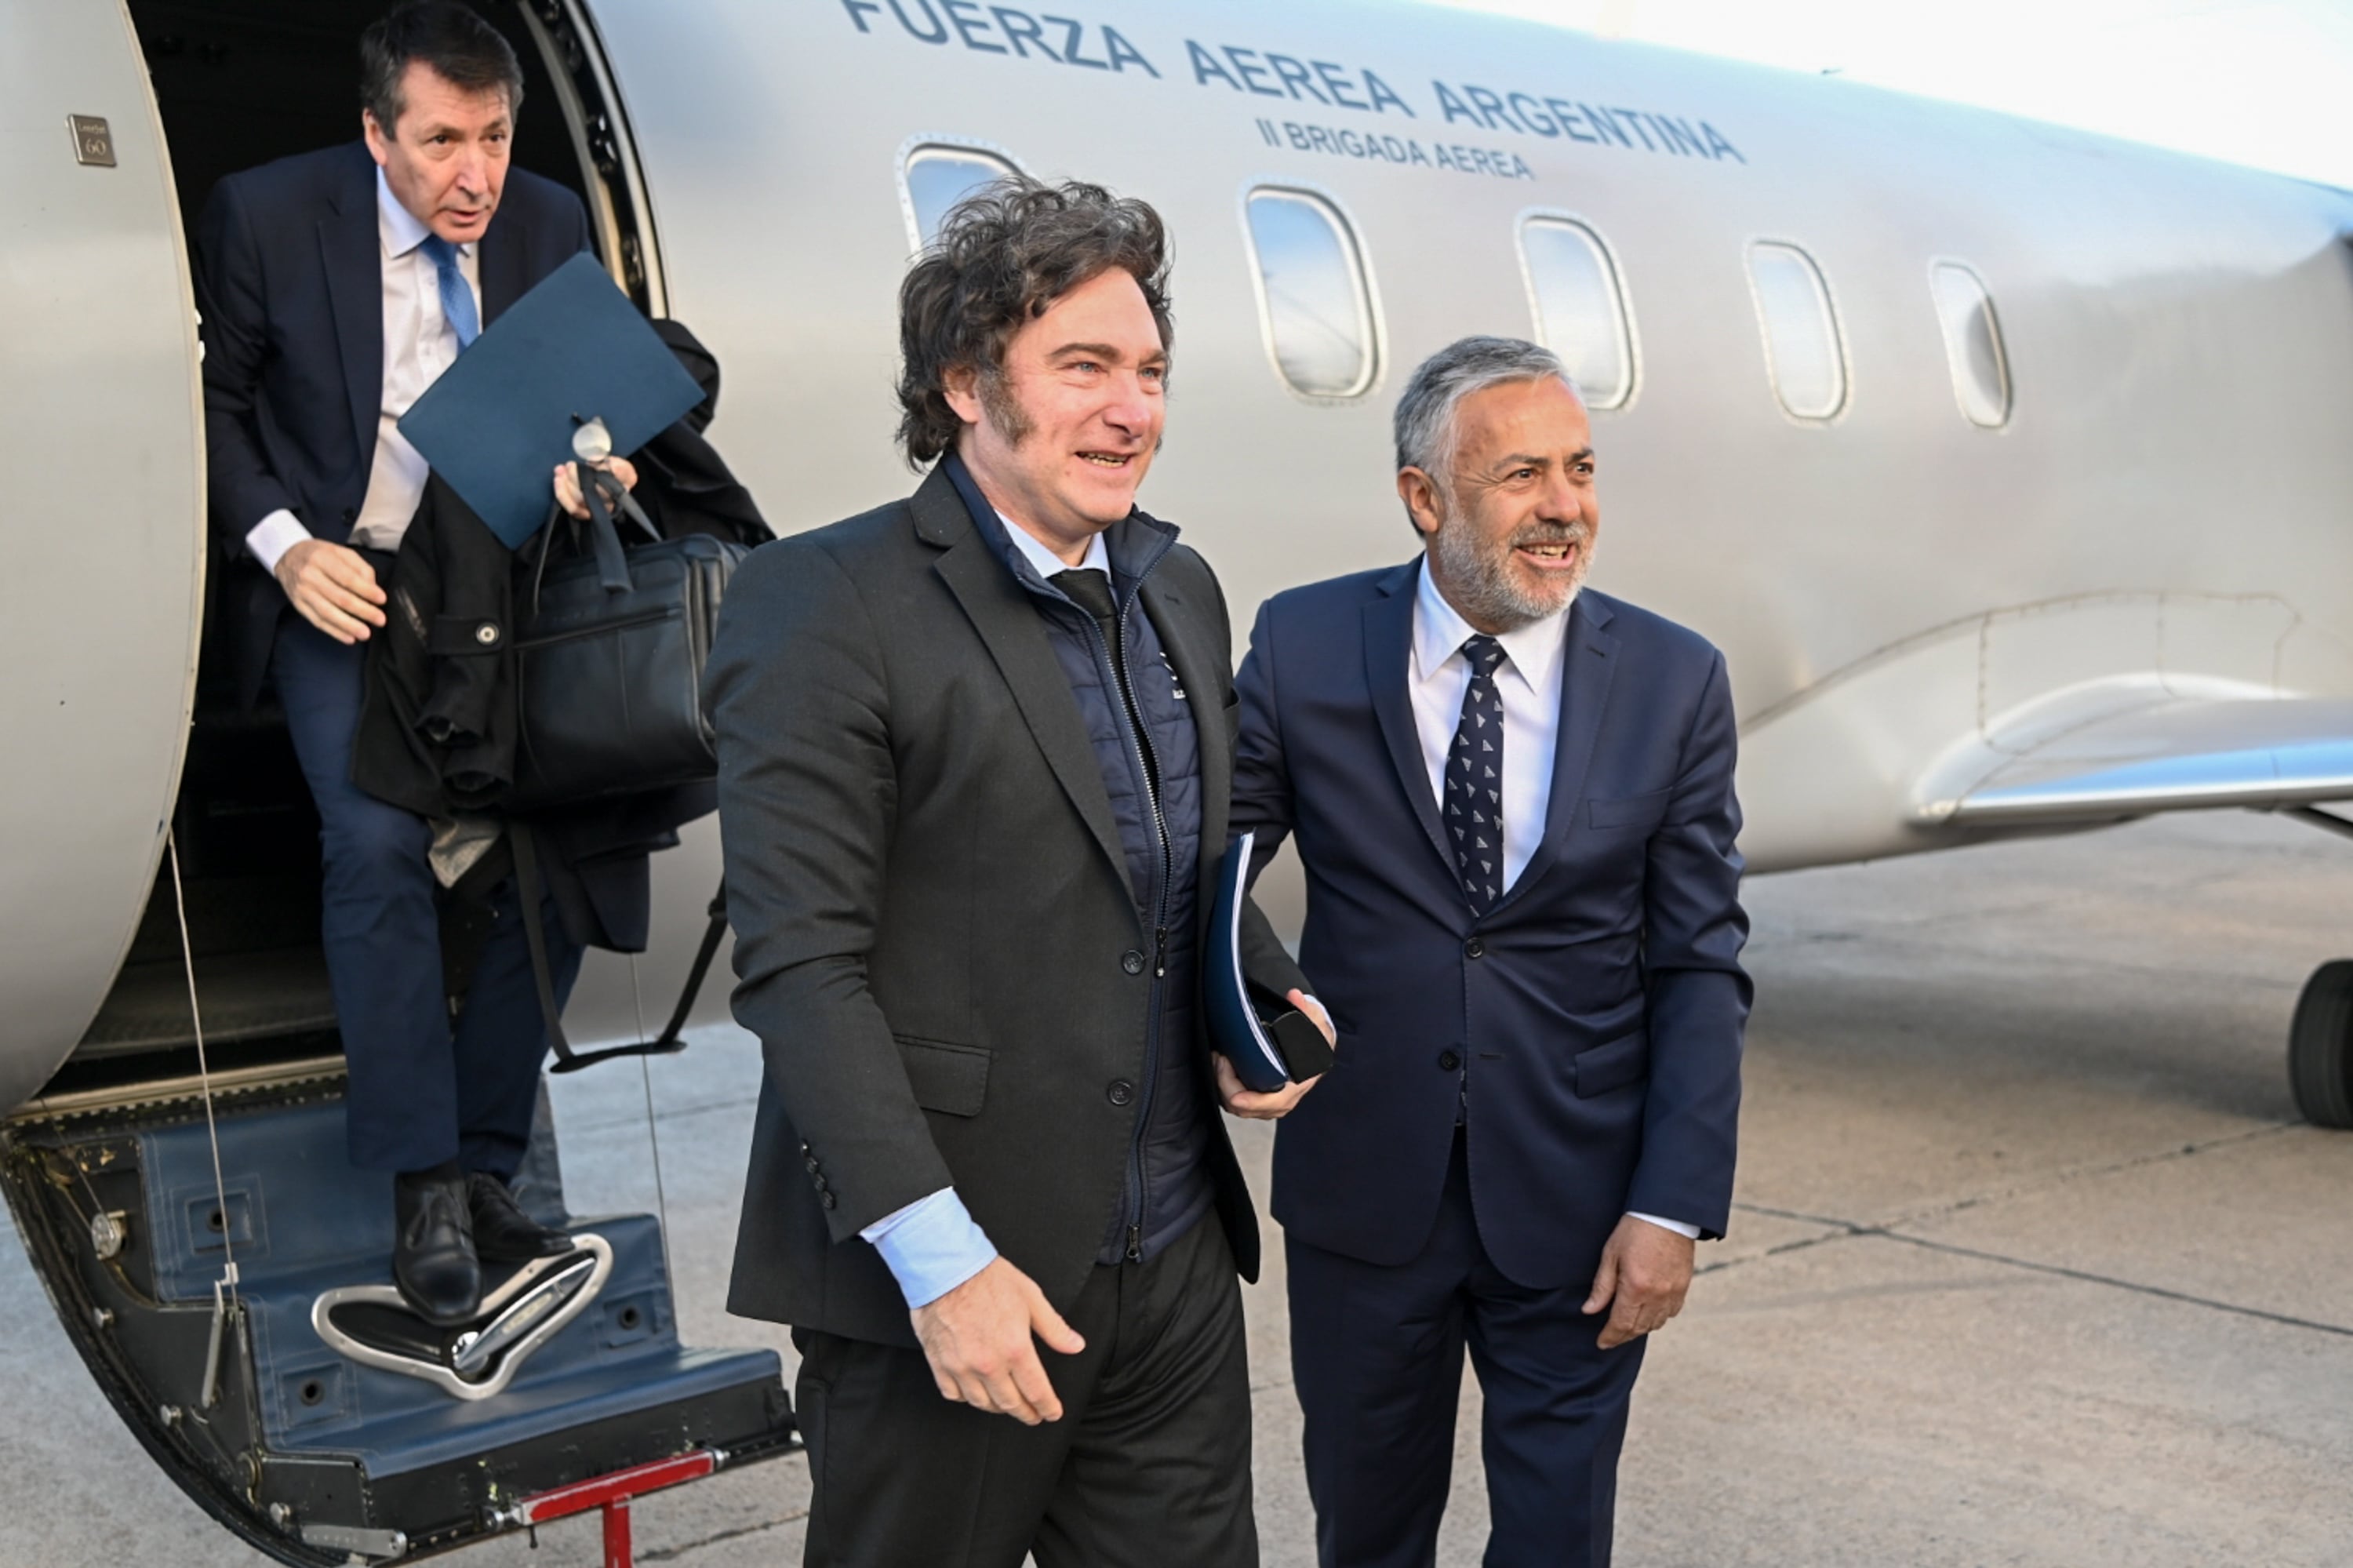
[0,1,205,1111]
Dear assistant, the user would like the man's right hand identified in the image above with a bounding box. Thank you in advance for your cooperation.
[275,538,387,644]
[909,1256,1086,1425]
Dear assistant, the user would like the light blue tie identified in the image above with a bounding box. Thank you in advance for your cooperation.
[419,235,479,349]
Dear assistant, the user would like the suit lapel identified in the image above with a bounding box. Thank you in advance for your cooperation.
[916,471,1132,894]
[1497,594,1619,910]
[319,152,380,478]
[1363,565,1454,879]
[477,209,528,324]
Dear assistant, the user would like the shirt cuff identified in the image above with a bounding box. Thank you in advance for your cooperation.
[245,509,311,576]
[1627,1211,1701,1240]
[860,1187,998,1309]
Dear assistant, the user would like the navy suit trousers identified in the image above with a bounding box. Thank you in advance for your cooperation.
[271,616,582,1176]
[1287,1130,1645,1568]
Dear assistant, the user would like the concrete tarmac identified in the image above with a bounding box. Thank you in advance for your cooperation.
[5,810,2351,1566]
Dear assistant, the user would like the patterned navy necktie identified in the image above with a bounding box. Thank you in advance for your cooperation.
[419,235,480,349]
[1446,635,1507,912]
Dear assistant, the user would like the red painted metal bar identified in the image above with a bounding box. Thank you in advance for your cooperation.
[508,1450,720,1526]
[501,1449,722,1568]
[603,1497,631,1568]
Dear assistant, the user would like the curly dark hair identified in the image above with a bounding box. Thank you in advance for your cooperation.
[896,177,1174,465]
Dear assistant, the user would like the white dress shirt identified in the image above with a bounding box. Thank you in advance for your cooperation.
[1409,560,1700,1243]
[1001,511,1112,580]
[1409,556,1572,891]
[243,167,482,572]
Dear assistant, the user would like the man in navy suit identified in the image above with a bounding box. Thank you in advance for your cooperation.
[1232,336,1750,1567]
[196,2,614,1324]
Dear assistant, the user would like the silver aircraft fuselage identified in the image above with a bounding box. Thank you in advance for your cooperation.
[4,0,2351,1111]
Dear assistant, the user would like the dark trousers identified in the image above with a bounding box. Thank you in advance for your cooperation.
[792,1213,1256,1568]
[1288,1133,1646,1568]
[271,616,584,1177]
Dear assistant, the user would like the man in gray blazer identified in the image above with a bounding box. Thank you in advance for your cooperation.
[707,180,1329,1567]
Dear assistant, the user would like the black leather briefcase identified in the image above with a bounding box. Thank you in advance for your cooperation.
[505,476,747,813]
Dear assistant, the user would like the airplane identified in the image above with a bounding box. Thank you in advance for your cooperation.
[4,0,2350,1562]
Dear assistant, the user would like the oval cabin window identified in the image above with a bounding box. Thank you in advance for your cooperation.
[1242,187,1379,400]
[1929,262,2012,427]
[1518,216,1634,409]
[1747,242,1847,420]
[901,144,1020,251]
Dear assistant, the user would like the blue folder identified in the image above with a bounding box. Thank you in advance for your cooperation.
[397,253,704,548]
[1206,831,1334,1093]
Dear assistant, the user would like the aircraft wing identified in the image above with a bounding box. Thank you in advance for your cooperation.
[1915,691,2353,828]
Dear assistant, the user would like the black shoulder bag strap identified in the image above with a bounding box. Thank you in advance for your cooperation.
[511,822,732,1075]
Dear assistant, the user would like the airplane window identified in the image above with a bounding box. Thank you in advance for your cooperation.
[1930,262,2012,427]
[900,144,1021,252]
[1518,216,1633,410]
[1243,187,1379,400]
[1747,242,1847,420]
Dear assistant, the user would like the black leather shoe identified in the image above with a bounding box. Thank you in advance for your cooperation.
[392,1173,480,1326]
[468,1172,573,1264]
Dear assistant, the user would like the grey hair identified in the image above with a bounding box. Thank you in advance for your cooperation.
[1392,336,1580,503]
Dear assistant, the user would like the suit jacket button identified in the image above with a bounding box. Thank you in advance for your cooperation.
[1121,950,1145,975]
[340,507,357,523]
[820,1191,837,1210]
[1438,1050,1461,1071]
[805,1155,821,1173]
[1464,937,1486,959]
[1107,1079,1135,1107]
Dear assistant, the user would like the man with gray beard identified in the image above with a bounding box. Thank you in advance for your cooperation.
[1230,336,1750,1567]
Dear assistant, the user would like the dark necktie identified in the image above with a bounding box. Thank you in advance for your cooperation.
[419,234,480,349]
[1050,566,1118,630]
[1446,635,1507,912]
[1052,565,1133,699]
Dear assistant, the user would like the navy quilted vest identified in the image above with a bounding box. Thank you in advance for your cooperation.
[944,457,1211,1264]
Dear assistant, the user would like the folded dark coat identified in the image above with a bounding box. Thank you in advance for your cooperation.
[351,321,772,951]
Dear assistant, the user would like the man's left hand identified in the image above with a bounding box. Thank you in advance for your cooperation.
[1214,989,1334,1120]
[1580,1213,1695,1349]
[552,456,638,519]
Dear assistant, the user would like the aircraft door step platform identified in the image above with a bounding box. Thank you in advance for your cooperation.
[1,1087,797,1564]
